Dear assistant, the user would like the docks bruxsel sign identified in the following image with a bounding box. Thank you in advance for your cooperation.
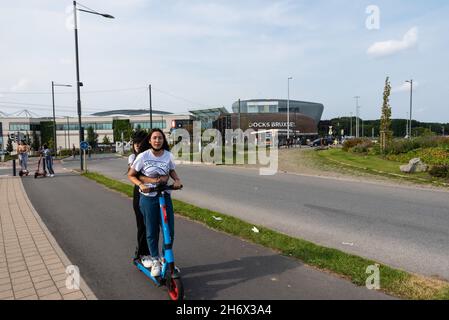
[248,122,296,129]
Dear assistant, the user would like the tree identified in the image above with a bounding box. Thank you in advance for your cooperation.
[379,77,393,152]
[31,131,40,151]
[6,137,13,153]
[87,126,98,149]
[102,135,111,144]
[39,121,54,146]
[112,119,132,142]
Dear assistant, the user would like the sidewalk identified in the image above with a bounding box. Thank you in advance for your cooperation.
[0,176,96,300]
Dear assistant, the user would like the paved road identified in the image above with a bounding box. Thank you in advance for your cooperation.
[21,171,390,300]
[62,155,449,281]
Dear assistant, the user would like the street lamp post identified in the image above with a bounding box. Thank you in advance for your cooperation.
[354,96,360,138]
[67,116,71,149]
[51,82,72,158]
[406,112,409,137]
[359,106,363,137]
[406,80,413,139]
[73,1,114,171]
[287,77,293,139]
[148,84,153,130]
[349,112,353,137]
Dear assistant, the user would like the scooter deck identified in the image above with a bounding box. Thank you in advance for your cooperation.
[134,260,163,287]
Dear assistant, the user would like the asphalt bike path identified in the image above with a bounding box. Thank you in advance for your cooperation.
[22,169,392,299]
[61,155,449,282]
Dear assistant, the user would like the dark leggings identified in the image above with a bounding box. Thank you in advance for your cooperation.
[133,185,150,258]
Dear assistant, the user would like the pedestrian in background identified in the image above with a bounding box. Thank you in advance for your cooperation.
[42,144,55,177]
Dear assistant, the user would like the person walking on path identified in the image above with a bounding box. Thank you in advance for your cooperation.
[42,144,55,177]
[127,131,151,265]
[72,144,76,159]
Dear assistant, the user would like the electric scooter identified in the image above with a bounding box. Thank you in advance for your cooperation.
[134,184,184,301]
[19,169,29,177]
[18,155,29,177]
[34,155,47,179]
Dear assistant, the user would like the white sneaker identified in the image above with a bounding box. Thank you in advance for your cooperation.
[141,255,153,268]
[50,174,55,177]
[151,258,161,277]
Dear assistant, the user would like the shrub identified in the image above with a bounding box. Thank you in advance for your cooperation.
[386,137,449,155]
[351,140,374,154]
[59,148,80,157]
[385,139,419,155]
[342,138,365,152]
[429,165,449,178]
[368,144,381,156]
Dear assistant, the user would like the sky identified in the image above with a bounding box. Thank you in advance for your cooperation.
[0,0,448,122]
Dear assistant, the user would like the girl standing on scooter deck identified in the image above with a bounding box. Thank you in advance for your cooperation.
[17,140,30,174]
[128,131,151,265]
[128,129,182,278]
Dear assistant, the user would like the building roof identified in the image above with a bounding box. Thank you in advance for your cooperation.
[189,107,229,119]
[91,109,172,116]
[240,99,323,105]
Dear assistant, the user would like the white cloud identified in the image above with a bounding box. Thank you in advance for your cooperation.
[367,27,418,58]
[10,78,30,91]
[392,81,419,93]
[59,58,73,65]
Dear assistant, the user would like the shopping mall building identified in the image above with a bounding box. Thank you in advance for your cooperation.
[1,98,324,151]
[214,99,324,137]
[0,109,193,151]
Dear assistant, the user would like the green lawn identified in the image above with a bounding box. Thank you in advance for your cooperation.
[315,148,449,186]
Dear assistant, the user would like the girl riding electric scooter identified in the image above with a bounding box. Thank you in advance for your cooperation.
[128,129,183,300]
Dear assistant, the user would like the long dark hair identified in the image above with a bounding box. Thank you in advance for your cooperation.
[146,128,170,151]
[131,130,150,156]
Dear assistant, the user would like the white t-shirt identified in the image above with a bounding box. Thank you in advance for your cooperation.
[132,149,175,197]
[128,154,136,166]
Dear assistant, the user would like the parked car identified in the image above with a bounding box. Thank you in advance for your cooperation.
[310,137,333,147]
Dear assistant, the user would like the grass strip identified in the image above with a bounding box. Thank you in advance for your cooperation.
[82,171,449,300]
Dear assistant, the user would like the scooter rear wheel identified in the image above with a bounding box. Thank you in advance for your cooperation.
[168,278,184,301]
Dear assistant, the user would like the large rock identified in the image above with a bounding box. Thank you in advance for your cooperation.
[400,158,428,173]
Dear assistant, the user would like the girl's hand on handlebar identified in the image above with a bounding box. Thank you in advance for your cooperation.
[158,175,169,184]
[139,184,150,193]
[173,180,182,190]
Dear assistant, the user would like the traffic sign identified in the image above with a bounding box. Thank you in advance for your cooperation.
[80,141,89,151]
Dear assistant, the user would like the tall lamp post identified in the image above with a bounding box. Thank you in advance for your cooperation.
[287,77,293,139]
[148,84,153,130]
[354,96,360,138]
[73,1,114,171]
[51,82,72,158]
[406,80,413,138]
[349,112,353,137]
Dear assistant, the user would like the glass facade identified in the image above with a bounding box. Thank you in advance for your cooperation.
[246,101,279,114]
[9,123,30,131]
[9,123,40,131]
[132,121,166,129]
[56,122,112,131]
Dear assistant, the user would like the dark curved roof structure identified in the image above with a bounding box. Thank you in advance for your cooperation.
[91,109,172,116]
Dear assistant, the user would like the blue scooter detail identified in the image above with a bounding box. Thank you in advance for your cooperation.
[134,184,184,300]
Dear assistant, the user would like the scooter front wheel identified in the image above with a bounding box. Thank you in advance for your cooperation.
[167,278,184,301]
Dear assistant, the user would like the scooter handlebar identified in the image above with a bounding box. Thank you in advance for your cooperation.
[148,184,183,193]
